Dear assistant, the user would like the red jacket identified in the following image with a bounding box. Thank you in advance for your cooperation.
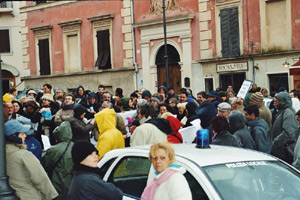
[166,116,183,143]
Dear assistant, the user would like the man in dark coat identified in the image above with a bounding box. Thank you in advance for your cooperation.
[69,104,95,142]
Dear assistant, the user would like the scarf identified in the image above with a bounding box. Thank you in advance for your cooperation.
[141,166,178,200]
[62,104,75,110]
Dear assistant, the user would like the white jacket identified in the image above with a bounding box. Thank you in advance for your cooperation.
[130,123,167,146]
[149,164,192,200]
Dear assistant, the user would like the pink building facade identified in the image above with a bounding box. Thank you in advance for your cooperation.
[20,0,300,96]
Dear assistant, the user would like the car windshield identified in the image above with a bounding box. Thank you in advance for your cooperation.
[204,161,300,200]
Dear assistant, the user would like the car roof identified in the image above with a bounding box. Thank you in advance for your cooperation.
[103,144,277,167]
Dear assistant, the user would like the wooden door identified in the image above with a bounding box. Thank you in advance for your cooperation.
[157,65,181,94]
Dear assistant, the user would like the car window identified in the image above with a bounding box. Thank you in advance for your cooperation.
[108,156,151,198]
[204,161,300,200]
[184,170,209,200]
[98,157,116,179]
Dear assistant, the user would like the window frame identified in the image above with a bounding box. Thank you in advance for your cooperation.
[107,156,152,198]
[33,28,53,75]
[60,22,82,73]
[215,2,243,58]
[0,28,12,55]
[90,17,113,69]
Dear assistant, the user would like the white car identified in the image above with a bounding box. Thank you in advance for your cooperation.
[98,144,300,200]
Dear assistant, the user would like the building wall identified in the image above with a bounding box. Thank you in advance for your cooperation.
[0,1,24,91]
[20,1,136,93]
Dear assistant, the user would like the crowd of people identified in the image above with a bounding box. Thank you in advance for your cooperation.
[3,82,300,199]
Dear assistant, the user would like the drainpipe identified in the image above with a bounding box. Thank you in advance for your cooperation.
[131,0,138,90]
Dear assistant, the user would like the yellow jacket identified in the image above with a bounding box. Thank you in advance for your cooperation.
[95,108,125,158]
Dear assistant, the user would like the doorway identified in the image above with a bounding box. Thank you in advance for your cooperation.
[219,72,246,93]
[156,44,181,94]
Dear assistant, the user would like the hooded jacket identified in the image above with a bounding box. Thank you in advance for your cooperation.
[166,116,183,143]
[228,113,255,150]
[247,118,271,153]
[42,121,73,200]
[95,108,125,159]
[6,143,58,200]
[270,92,298,161]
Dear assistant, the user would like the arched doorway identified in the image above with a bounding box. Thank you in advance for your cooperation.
[2,70,15,94]
[156,44,181,94]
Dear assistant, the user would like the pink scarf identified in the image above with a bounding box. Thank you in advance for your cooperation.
[141,169,177,200]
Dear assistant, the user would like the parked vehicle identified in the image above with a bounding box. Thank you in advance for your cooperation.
[98,144,300,200]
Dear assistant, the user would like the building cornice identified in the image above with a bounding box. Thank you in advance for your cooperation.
[21,67,135,81]
[87,14,114,22]
[58,19,82,27]
[19,1,74,13]
[133,14,194,28]
[30,25,53,32]
[197,50,300,64]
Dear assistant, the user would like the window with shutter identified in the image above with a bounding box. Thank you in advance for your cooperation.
[38,38,51,75]
[0,29,10,53]
[220,7,240,58]
[95,30,111,69]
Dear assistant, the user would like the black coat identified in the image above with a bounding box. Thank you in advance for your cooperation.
[212,131,240,147]
[69,116,94,142]
[68,170,123,200]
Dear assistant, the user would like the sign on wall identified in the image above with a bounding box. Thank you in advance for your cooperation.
[217,62,248,73]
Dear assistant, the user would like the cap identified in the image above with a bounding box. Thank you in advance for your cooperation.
[250,92,264,104]
[42,93,54,102]
[4,120,30,136]
[217,102,231,111]
[208,90,219,98]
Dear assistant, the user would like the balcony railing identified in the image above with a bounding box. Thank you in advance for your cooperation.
[0,1,13,8]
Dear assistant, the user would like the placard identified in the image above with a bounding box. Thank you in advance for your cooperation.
[236,80,252,99]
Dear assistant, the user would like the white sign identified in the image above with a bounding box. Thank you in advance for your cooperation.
[217,62,248,73]
[237,80,252,99]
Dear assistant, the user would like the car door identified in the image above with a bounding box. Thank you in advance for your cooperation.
[102,153,151,199]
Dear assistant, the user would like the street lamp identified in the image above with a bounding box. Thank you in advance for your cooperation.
[0,55,19,199]
[162,0,169,89]
[283,60,290,68]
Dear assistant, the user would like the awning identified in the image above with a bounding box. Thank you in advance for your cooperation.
[289,60,300,75]
[292,60,300,67]
[1,63,19,76]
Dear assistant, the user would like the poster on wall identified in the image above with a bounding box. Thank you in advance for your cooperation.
[237,80,253,99]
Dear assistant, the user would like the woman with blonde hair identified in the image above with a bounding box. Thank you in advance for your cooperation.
[141,142,191,200]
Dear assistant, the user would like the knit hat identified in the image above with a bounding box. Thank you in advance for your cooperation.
[72,140,98,166]
[42,93,54,102]
[142,90,152,98]
[217,102,231,111]
[151,96,161,104]
[250,92,264,104]
[3,93,12,103]
[73,104,87,118]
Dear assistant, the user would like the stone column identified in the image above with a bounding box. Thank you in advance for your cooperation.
[199,0,212,59]
[180,35,193,89]
[121,0,133,67]
[140,40,150,90]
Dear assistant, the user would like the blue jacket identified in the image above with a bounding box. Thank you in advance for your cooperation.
[195,101,216,129]
[25,136,42,161]
[247,118,271,153]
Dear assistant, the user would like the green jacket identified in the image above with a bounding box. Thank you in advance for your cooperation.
[42,121,74,200]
